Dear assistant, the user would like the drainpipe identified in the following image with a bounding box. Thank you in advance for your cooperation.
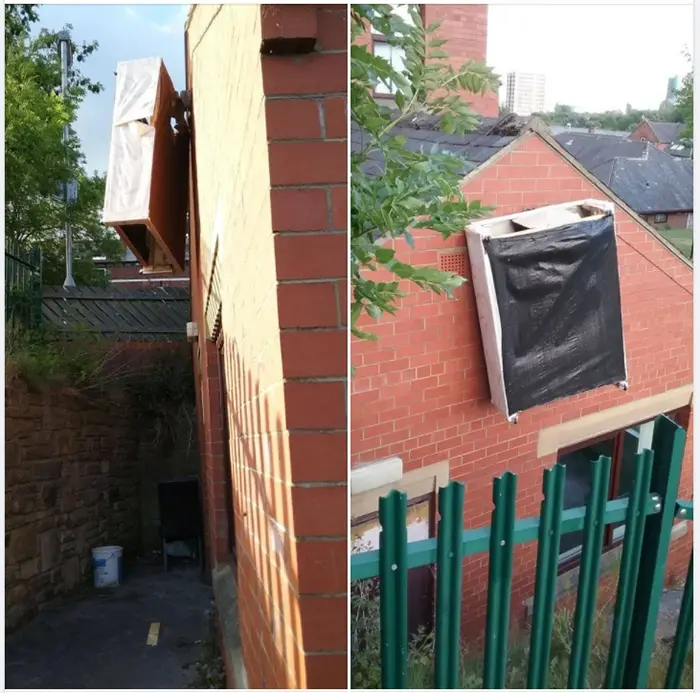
[58,30,75,289]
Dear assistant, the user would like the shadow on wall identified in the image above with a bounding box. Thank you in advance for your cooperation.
[213,341,346,689]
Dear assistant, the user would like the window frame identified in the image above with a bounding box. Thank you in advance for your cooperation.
[351,490,438,638]
[556,406,688,574]
[654,212,669,223]
[371,35,408,98]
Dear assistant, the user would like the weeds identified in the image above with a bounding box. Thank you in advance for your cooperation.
[351,583,693,688]
[5,324,104,389]
[187,610,225,689]
[6,325,196,451]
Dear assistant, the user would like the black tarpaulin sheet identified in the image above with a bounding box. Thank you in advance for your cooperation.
[484,213,626,415]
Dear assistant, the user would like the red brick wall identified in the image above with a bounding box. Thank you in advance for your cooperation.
[422,4,498,117]
[351,132,693,638]
[189,5,347,689]
[105,264,190,288]
[629,120,659,144]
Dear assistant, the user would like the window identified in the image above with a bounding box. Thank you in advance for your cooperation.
[640,136,647,142]
[557,410,688,570]
[351,460,448,637]
[372,40,406,95]
[654,213,668,223]
[352,494,436,637]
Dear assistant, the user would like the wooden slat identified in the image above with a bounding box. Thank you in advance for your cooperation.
[40,285,188,341]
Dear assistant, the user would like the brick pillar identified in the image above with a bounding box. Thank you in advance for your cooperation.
[422,4,499,117]
[261,5,348,688]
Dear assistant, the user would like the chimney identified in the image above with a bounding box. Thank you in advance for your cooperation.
[422,4,499,118]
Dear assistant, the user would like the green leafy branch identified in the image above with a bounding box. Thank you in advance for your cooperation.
[351,4,500,340]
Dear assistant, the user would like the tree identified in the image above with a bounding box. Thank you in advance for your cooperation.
[351,4,499,340]
[5,4,122,286]
[541,104,683,132]
[675,55,692,143]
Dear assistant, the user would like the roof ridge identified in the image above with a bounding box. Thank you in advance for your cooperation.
[527,129,693,277]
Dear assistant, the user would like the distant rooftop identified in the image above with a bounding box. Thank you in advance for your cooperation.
[549,125,630,139]
[645,120,685,144]
[556,132,693,214]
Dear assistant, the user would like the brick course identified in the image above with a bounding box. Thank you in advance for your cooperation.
[351,132,693,638]
[187,5,347,688]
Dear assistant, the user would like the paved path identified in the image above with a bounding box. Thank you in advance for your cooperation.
[5,563,212,689]
[656,587,685,643]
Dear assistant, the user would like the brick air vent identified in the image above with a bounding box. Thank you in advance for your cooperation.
[439,251,467,277]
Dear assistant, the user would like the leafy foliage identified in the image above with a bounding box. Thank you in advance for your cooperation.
[350,580,693,688]
[537,100,686,134]
[7,324,196,451]
[674,56,693,143]
[5,4,123,286]
[5,324,105,390]
[351,4,499,340]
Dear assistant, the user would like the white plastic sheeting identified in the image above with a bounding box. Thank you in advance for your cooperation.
[103,57,171,226]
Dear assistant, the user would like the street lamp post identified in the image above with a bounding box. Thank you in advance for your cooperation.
[57,30,75,289]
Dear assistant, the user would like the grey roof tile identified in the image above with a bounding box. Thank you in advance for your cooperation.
[646,120,685,144]
[556,132,692,214]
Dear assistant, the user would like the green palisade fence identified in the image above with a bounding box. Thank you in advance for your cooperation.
[351,415,693,689]
[5,241,42,329]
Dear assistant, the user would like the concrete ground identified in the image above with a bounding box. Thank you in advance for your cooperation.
[5,561,213,689]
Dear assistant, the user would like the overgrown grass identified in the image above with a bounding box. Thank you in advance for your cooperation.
[5,324,107,390]
[351,578,693,689]
[6,325,196,450]
[187,610,226,689]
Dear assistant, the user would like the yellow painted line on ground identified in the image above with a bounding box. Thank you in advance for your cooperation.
[146,622,160,647]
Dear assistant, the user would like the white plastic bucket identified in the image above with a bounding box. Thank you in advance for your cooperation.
[92,546,123,588]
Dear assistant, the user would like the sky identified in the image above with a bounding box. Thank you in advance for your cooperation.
[33,4,693,173]
[487,4,693,113]
[35,4,188,175]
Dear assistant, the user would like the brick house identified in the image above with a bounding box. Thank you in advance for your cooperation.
[350,116,693,640]
[184,5,347,688]
[359,4,499,118]
[629,117,684,150]
[94,248,190,289]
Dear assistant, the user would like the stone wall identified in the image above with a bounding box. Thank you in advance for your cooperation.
[5,343,200,632]
[6,380,141,631]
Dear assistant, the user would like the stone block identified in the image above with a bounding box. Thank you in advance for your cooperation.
[61,557,81,590]
[40,530,60,571]
[5,440,21,467]
[19,557,40,580]
[7,525,38,564]
[23,445,54,462]
[35,461,62,482]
